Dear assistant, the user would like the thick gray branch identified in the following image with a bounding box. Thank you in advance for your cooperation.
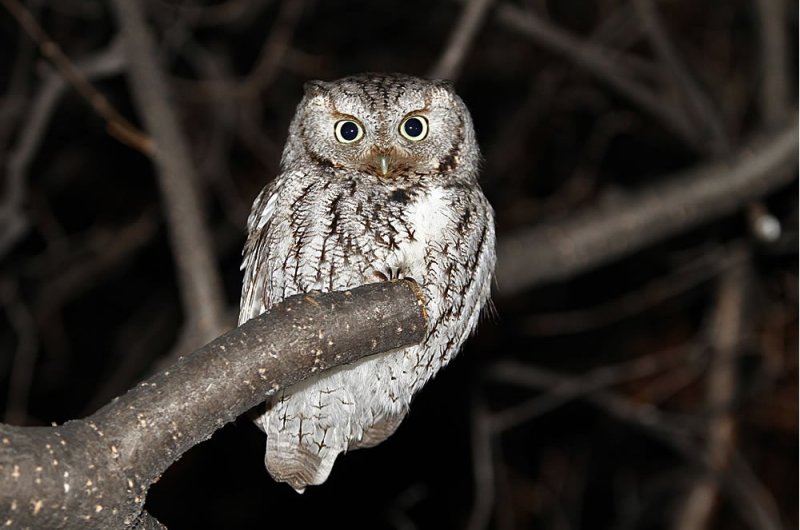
[496,122,798,294]
[0,281,426,529]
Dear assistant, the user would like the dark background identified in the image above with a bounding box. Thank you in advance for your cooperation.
[0,0,797,529]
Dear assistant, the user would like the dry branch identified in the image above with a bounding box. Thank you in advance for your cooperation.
[0,34,126,258]
[754,0,789,129]
[110,0,228,346]
[673,258,747,530]
[0,281,427,529]
[631,0,729,155]
[0,0,151,152]
[429,0,495,80]
[496,122,798,294]
[492,1,700,148]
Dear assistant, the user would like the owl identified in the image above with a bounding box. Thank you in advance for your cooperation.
[239,73,496,492]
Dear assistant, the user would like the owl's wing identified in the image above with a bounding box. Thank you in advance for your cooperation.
[239,181,280,325]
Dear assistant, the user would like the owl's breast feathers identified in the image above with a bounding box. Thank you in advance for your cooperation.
[239,170,495,491]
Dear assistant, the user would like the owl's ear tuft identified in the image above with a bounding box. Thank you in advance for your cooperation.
[303,80,330,98]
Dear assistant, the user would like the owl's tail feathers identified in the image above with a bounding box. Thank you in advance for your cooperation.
[352,411,406,449]
[264,432,340,493]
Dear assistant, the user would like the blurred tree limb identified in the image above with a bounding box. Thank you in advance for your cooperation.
[1,0,229,351]
[496,121,798,294]
[110,0,228,347]
[0,281,427,529]
[0,0,150,152]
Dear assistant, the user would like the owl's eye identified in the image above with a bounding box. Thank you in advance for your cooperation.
[399,116,428,141]
[334,120,364,143]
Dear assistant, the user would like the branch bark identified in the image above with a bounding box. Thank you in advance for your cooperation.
[496,122,798,294]
[0,281,426,529]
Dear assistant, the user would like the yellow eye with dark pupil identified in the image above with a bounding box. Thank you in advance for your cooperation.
[400,116,428,141]
[334,120,363,143]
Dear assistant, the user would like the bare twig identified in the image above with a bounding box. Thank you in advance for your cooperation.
[0,281,427,529]
[672,256,748,530]
[488,344,705,432]
[492,2,700,147]
[239,0,306,97]
[0,280,38,425]
[725,451,785,530]
[32,214,159,326]
[522,247,733,335]
[496,122,798,294]
[170,0,306,100]
[490,358,704,458]
[0,0,151,153]
[0,38,126,259]
[429,0,495,80]
[467,393,496,530]
[110,0,228,345]
[754,0,789,128]
[167,0,272,29]
[0,0,36,150]
[631,0,730,155]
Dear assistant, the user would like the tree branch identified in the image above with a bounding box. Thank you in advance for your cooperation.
[673,252,748,530]
[428,0,495,80]
[0,37,126,259]
[0,280,427,529]
[496,121,798,294]
[492,1,701,148]
[631,0,730,155]
[0,0,151,152]
[754,0,789,129]
[110,0,228,345]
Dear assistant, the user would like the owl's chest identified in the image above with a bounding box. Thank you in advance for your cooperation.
[272,183,453,295]
[356,184,452,246]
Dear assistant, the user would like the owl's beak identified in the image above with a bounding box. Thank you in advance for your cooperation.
[376,154,391,177]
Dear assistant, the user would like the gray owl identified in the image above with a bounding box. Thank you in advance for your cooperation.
[239,73,495,492]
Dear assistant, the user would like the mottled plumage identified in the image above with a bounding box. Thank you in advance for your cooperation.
[239,73,495,491]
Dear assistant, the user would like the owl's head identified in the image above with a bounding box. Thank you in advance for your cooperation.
[283,73,480,182]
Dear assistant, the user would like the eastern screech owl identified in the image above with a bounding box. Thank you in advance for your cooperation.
[239,73,495,492]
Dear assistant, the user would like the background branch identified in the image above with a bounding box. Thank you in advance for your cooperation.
[0,36,125,258]
[110,0,228,346]
[754,0,789,129]
[429,0,494,80]
[673,252,748,530]
[496,122,797,294]
[492,1,701,149]
[0,0,150,152]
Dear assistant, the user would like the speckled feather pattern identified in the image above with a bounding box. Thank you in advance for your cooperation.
[239,74,495,491]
